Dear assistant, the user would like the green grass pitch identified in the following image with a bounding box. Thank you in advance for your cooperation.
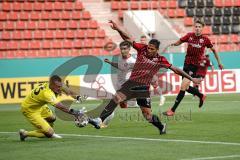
[0,94,240,160]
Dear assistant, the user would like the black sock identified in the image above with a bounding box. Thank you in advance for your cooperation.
[150,114,163,130]
[186,86,203,98]
[100,99,118,122]
[171,90,185,112]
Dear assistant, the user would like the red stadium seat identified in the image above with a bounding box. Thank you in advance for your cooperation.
[0,41,8,50]
[27,21,37,30]
[86,30,96,38]
[176,9,185,17]
[64,2,73,11]
[159,1,167,9]
[33,30,44,39]
[45,30,54,39]
[42,11,51,20]
[44,2,53,11]
[79,20,88,29]
[74,39,83,48]
[130,2,139,10]
[27,50,37,58]
[0,12,8,21]
[23,30,33,40]
[63,40,74,49]
[5,51,15,58]
[2,2,11,12]
[120,1,128,10]
[38,50,48,57]
[223,0,233,7]
[38,21,47,30]
[52,40,62,49]
[89,20,98,29]
[81,48,90,55]
[169,0,177,9]
[111,2,119,10]
[230,34,239,43]
[61,11,71,20]
[23,2,33,11]
[8,41,18,50]
[214,0,223,7]
[76,30,85,39]
[54,2,64,11]
[42,40,51,49]
[167,9,176,18]
[20,41,29,50]
[96,29,106,38]
[218,35,228,44]
[68,20,78,29]
[234,0,240,6]
[30,12,41,20]
[184,17,193,26]
[95,39,105,48]
[12,2,22,12]
[12,31,22,40]
[209,35,217,44]
[55,30,65,39]
[2,31,11,40]
[33,2,43,11]
[83,39,93,48]
[5,21,15,30]
[48,50,59,57]
[50,11,61,20]
[141,2,150,10]
[202,26,212,35]
[48,21,57,30]
[31,41,41,49]
[19,12,29,21]
[151,1,158,9]
[75,2,84,11]
[9,12,18,21]
[72,11,82,20]
[16,21,25,30]
[82,11,91,20]
[59,50,70,57]
[58,21,67,30]
[15,51,26,58]
[66,30,75,39]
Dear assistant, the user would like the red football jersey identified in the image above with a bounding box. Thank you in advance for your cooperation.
[129,42,172,85]
[180,32,213,65]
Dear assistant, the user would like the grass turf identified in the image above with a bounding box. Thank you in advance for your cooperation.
[0,93,240,160]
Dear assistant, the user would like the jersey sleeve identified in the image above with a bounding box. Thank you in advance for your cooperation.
[180,33,191,42]
[159,56,172,68]
[205,37,213,48]
[43,91,59,106]
[132,41,146,51]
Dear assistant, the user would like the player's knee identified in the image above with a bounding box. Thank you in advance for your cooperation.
[141,108,152,121]
[114,92,126,103]
[45,116,56,123]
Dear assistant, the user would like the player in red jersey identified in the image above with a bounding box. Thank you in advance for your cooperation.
[88,20,201,134]
[163,19,223,116]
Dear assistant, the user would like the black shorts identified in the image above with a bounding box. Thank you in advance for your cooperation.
[118,80,151,108]
[183,64,198,78]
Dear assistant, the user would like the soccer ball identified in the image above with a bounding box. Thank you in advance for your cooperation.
[74,114,89,128]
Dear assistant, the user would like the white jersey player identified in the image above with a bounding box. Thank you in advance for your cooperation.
[102,41,136,128]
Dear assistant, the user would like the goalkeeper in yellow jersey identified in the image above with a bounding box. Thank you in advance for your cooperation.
[19,75,82,141]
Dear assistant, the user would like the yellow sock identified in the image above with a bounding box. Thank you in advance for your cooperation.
[26,130,46,138]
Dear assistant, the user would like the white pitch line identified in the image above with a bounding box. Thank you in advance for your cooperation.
[181,155,240,160]
[1,132,240,146]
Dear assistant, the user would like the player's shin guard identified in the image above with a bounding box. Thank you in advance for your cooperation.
[186,86,203,98]
[100,99,118,122]
[150,114,164,130]
[171,90,185,112]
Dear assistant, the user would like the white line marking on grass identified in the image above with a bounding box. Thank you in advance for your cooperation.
[1,132,240,146]
[181,155,240,160]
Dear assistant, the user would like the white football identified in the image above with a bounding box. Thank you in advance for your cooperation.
[74,115,89,128]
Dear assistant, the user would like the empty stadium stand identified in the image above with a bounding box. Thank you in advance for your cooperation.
[0,0,113,59]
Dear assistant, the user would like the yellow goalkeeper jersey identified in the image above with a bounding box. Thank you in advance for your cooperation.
[21,83,59,110]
